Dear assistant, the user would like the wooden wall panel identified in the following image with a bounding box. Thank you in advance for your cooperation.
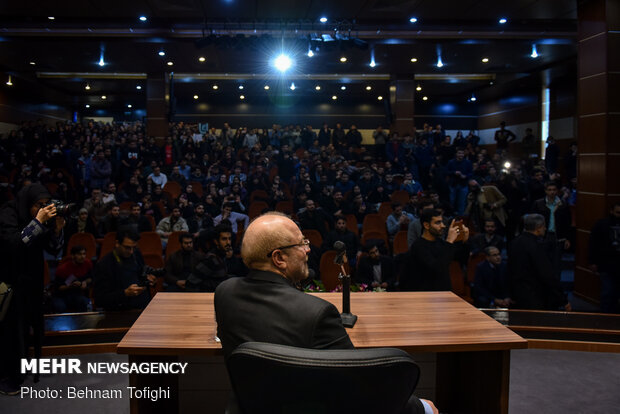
[578,114,607,153]
[578,34,607,77]
[578,155,607,193]
[575,192,608,230]
[578,74,607,115]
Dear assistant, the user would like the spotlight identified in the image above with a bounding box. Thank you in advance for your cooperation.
[499,18,507,24]
[136,85,142,90]
[167,61,173,66]
[6,75,13,86]
[139,16,147,22]
[290,82,296,91]
[264,85,270,90]
[422,96,428,101]
[341,86,346,90]
[158,50,165,56]
[193,95,199,100]
[315,85,321,91]
[331,95,337,100]
[199,56,206,62]
[436,58,443,68]
[340,56,347,63]
[238,85,244,90]
[366,86,372,91]
[482,57,489,63]
[273,54,292,72]
[369,59,376,68]
[416,84,422,91]
[212,85,218,90]
[409,17,418,23]
[410,58,418,62]
[240,95,245,100]
[531,44,538,58]
[98,56,105,67]
[377,96,383,100]
[85,83,91,90]
[319,17,327,23]
[307,49,314,57]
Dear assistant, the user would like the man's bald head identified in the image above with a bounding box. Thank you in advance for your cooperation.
[241,212,299,270]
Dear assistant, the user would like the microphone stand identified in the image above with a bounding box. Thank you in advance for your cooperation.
[336,254,357,328]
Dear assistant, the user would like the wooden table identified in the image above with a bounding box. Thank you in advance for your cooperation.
[118,292,527,414]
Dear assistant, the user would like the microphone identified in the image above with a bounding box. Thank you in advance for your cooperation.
[333,241,347,265]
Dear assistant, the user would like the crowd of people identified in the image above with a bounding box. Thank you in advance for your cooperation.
[1,117,619,396]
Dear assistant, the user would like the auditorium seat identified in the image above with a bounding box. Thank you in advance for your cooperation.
[163,181,182,200]
[467,253,486,283]
[302,229,323,249]
[99,232,117,259]
[377,201,393,222]
[390,189,410,205]
[344,214,359,236]
[274,200,294,216]
[362,213,387,236]
[189,181,203,197]
[66,232,98,260]
[361,230,389,252]
[392,230,409,255]
[226,342,420,414]
[319,250,350,291]
[248,201,270,219]
[165,231,184,259]
[138,231,163,256]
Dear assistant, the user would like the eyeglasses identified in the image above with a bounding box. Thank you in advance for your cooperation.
[267,239,310,257]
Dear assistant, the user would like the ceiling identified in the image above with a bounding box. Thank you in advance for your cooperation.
[0,0,579,115]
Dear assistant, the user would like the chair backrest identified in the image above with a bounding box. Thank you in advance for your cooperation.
[319,250,350,291]
[66,232,97,260]
[274,200,294,216]
[467,253,487,283]
[138,231,163,256]
[302,228,323,248]
[189,181,203,197]
[227,342,420,414]
[165,231,184,259]
[99,232,117,259]
[248,201,270,219]
[390,190,410,206]
[362,213,387,236]
[344,214,359,236]
[392,230,409,255]
[145,214,156,231]
[361,230,389,252]
[249,190,269,204]
[377,201,393,222]
[163,181,182,200]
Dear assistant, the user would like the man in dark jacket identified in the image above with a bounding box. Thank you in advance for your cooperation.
[508,214,571,311]
[215,212,437,414]
[321,216,360,267]
[186,224,232,292]
[472,247,512,308]
[357,242,396,290]
[93,228,156,311]
[298,199,333,239]
[164,232,204,291]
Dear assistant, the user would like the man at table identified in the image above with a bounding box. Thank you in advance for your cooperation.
[214,212,437,414]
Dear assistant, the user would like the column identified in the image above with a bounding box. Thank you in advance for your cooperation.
[574,0,620,302]
[389,78,415,135]
[146,72,169,140]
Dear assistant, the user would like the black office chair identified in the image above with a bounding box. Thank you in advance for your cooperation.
[225,342,421,414]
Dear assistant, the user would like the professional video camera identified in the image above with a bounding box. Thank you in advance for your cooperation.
[138,265,166,287]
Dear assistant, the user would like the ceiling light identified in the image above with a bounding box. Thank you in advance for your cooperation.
[212,85,218,90]
[29,61,36,65]
[136,85,142,90]
[319,17,327,23]
[48,16,55,20]
[6,75,13,86]
[139,16,147,22]
[199,56,206,62]
[307,49,314,57]
[240,95,245,100]
[409,17,418,23]
[238,85,244,90]
[315,85,321,91]
[340,86,346,90]
[264,85,270,90]
[499,18,507,24]
[193,95,199,100]
[127,104,132,108]
[273,54,292,72]
[369,60,376,68]
[101,95,107,100]
[98,56,105,67]
[290,82,296,91]
[85,104,90,108]
[331,95,337,100]
[470,94,477,102]
[422,96,428,101]
[158,50,165,56]
[416,84,422,91]
[437,58,444,68]
[340,57,347,63]
[167,61,173,66]
[482,57,489,63]
[531,44,538,58]
[85,83,91,90]
[377,96,383,100]
[366,86,372,91]
[410,58,417,63]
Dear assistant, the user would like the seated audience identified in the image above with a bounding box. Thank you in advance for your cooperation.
[97,203,122,236]
[356,241,396,290]
[52,245,93,312]
[121,203,153,233]
[213,202,249,234]
[298,199,333,239]
[156,207,189,248]
[472,247,512,308]
[321,216,360,267]
[468,219,505,255]
[387,203,414,237]
[187,224,234,292]
[164,232,204,291]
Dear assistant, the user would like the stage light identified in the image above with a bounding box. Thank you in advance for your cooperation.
[340,56,347,63]
[416,84,422,91]
[6,75,13,86]
[29,61,36,65]
[85,83,91,90]
[98,56,105,67]
[85,104,90,108]
[212,84,218,90]
[470,94,477,102]
[437,58,443,68]
[290,82,296,91]
[531,44,538,58]
[193,95,199,100]
[422,96,428,101]
[315,85,321,91]
[482,57,489,63]
[409,17,418,23]
[307,49,314,57]
[320,17,327,23]
[127,104,132,108]
[167,61,173,66]
[101,95,107,100]
[499,18,507,24]
[332,95,337,100]
[139,16,147,22]
[199,56,206,62]
[341,86,346,90]
[264,85,270,90]
[369,59,376,68]
[273,54,292,72]
[366,85,372,91]
[136,85,142,90]
[238,85,244,90]
[158,50,165,56]
[410,57,417,62]
[377,96,383,100]
[240,95,245,100]
[48,16,55,20]
[504,161,511,169]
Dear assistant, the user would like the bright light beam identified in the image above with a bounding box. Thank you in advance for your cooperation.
[273,54,293,72]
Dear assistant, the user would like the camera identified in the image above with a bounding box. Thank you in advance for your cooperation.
[45,199,78,217]
[138,265,166,287]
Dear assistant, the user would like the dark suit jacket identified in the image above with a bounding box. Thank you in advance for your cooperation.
[531,198,571,240]
[508,232,566,310]
[356,255,396,289]
[473,260,510,308]
[214,270,353,358]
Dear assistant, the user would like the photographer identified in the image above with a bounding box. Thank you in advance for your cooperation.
[0,184,65,395]
[93,228,156,311]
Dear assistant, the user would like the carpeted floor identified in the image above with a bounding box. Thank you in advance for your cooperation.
[2,349,619,413]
